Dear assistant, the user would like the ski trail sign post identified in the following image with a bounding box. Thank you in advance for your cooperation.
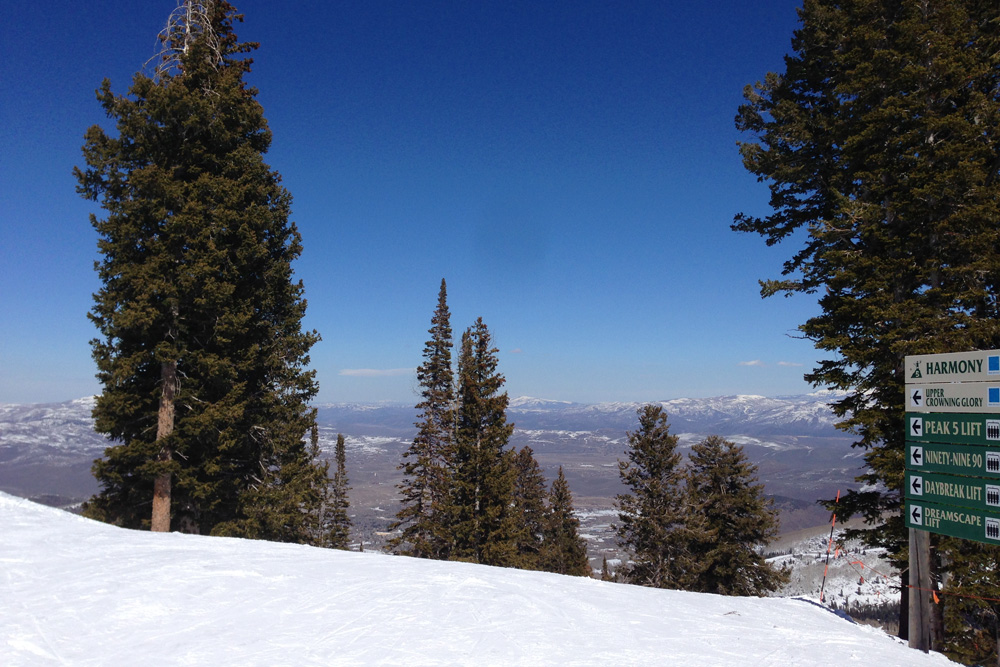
[904,350,1000,651]
[905,350,1000,543]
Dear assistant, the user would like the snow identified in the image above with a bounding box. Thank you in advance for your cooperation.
[1,493,952,666]
[314,429,399,455]
[772,530,900,610]
[508,397,577,409]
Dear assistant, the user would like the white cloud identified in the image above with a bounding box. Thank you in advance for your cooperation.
[777,361,804,367]
[339,368,414,378]
[510,348,524,354]
[739,360,765,367]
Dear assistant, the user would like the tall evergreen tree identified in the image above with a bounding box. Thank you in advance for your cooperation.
[325,433,352,549]
[733,0,1000,639]
[616,405,706,589]
[939,539,1000,666]
[75,0,325,540]
[446,318,517,566]
[511,446,549,570]
[542,467,591,577]
[685,436,787,596]
[391,279,454,558]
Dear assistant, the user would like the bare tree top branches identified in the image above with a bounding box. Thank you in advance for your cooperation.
[146,1,222,81]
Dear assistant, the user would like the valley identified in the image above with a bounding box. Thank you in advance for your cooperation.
[0,392,863,569]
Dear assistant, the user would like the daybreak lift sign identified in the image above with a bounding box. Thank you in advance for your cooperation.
[905,350,1000,544]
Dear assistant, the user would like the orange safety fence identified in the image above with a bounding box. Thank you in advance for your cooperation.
[818,528,1000,607]
[818,490,839,603]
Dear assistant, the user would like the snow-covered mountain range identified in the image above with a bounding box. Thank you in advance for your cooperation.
[0,392,860,544]
[315,390,845,436]
[0,391,846,463]
[315,392,858,537]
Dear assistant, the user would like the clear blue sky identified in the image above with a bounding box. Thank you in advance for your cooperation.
[1,0,820,405]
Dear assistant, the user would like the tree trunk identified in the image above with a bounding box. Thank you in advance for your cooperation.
[151,360,177,532]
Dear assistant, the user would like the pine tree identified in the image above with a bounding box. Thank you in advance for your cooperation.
[600,556,613,582]
[391,279,454,558]
[733,0,1000,637]
[75,1,325,540]
[446,318,517,566]
[615,405,706,589]
[510,446,548,570]
[222,421,332,543]
[939,538,1000,666]
[302,423,332,545]
[542,467,591,577]
[685,435,787,596]
[325,433,352,549]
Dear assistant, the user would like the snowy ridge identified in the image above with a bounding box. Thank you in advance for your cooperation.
[0,392,844,462]
[0,392,840,456]
[0,493,949,666]
[505,393,844,435]
[0,397,109,463]
[508,396,577,410]
[0,394,855,534]
[313,427,399,456]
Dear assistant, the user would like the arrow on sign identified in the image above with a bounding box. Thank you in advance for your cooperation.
[910,417,922,437]
[911,505,922,525]
[911,447,923,465]
[911,476,923,495]
[911,389,923,407]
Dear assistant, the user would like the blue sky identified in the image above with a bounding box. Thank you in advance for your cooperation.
[0,1,820,405]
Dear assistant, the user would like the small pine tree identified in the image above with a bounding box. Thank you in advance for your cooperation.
[600,555,613,582]
[616,405,707,589]
[542,467,591,576]
[511,446,548,570]
[326,433,352,549]
[391,279,454,558]
[685,435,787,596]
[445,318,517,566]
[939,538,1000,665]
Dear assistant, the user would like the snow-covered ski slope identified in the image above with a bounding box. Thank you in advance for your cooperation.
[1,493,950,666]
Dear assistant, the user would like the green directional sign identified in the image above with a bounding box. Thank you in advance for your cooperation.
[907,383,1000,413]
[906,499,1000,543]
[907,351,1000,384]
[905,470,1000,512]
[907,441,1000,478]
[906,412,1000,445]
[903,351,1000,547]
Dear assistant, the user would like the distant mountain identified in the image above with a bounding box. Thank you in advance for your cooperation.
[0,392,844,456]
[0,393,857,538]
[505,391,844,436]
[0,397,107,503]
[0,396,105,458]
[315,403,417,436]
[315,391,845,437]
